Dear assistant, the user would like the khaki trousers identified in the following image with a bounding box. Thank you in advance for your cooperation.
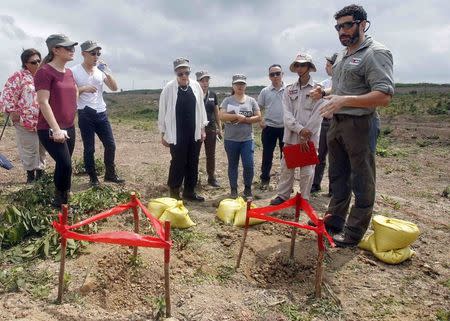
[14,124,46,171]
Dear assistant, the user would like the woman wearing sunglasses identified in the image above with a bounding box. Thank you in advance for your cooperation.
[158,57,208,201]
[1,48,46,183]
[219,74,261,199]
[35,34,78,207]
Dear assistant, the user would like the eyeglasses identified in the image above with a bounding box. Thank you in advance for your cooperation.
[269,71,282,77]
[56,46,75,52]
[334,20,361,31]
[27,59,41,65]
[176,71,190,77]
[294,62,309,68]
[89,51,101,57]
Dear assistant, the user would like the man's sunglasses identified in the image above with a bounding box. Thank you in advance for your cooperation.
[294,62,309,68]
[269,71,282,77]
[27,59,41,65]
[177,71,190,77]
[88,51,101,57]
[334,20,361,31]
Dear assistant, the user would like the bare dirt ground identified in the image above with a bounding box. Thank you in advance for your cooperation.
[0,112,449,321]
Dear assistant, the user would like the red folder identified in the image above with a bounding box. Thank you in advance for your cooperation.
[283,141,319,169]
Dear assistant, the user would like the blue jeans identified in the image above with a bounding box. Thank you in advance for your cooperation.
[224,139,254,190]
[78,108,116,175]
[369,114,380,153]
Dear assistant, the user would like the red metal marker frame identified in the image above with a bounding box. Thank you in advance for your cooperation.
[235,193,335,298]
[53,193,172,317]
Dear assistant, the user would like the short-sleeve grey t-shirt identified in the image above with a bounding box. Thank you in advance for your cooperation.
[220,95,260,142]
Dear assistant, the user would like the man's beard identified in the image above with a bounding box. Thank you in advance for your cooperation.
[339,28,360,47]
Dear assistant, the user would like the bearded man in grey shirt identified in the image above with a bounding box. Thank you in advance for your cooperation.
[314,4,394,247]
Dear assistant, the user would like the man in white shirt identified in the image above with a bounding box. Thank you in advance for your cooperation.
[71,40,123,186]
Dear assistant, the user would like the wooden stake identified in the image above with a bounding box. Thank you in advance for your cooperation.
[289,193,301,259]
[57,204,68,304]
[164,221,171,318]
[236,200,251,269]
[131,193,139,258]
[315,247,325,298]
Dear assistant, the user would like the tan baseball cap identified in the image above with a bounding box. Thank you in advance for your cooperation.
[81,40,102,52]
[196,71,211,81]
[46,34,78,51]
[289,52,317,72]
[173,57,190,70]
[232,74,247,84]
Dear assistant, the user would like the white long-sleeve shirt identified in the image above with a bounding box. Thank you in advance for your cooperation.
[282,77,324,146]
[158,78,208,145]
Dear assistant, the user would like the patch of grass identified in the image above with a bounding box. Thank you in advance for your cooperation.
[308,298,343,319]
[171,229,208,251]
[0,265,53,299]
[0,180,132,263]
[73,157,105,175]
[436,309,450,321]
[216,264,234,283]
[442,278,450,289]
[416,139,433,147]
[153,294,166,320]
[128,253,144,267]
[380,195,401,210]
[279,303,310,321]
[368,296,401,318]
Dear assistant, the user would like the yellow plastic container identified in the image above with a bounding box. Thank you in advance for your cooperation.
[148,197,178,219]
[159,200,196,229]
[372,215,420,251]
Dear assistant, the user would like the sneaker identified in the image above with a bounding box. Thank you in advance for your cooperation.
[310,185,321,194]
[270,196,285,206]
[243,186,253,200]
[260,180,270,190]
[230,188,238,198]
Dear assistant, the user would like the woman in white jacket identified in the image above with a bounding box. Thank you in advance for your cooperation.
[158,57,208,201]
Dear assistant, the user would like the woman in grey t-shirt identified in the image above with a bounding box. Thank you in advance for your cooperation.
[219,74,261,199]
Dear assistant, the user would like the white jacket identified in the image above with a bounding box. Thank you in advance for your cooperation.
[158,78,208,145]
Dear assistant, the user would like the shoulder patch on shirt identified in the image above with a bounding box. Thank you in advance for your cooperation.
[349,57,362,66]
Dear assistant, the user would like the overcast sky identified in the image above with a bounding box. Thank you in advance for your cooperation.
[1,0,449,90]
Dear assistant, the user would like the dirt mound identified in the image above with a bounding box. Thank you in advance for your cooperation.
[85,248,165,311]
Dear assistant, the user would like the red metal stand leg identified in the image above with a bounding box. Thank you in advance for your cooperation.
[164,221,171,317]
[57,205,68,304]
